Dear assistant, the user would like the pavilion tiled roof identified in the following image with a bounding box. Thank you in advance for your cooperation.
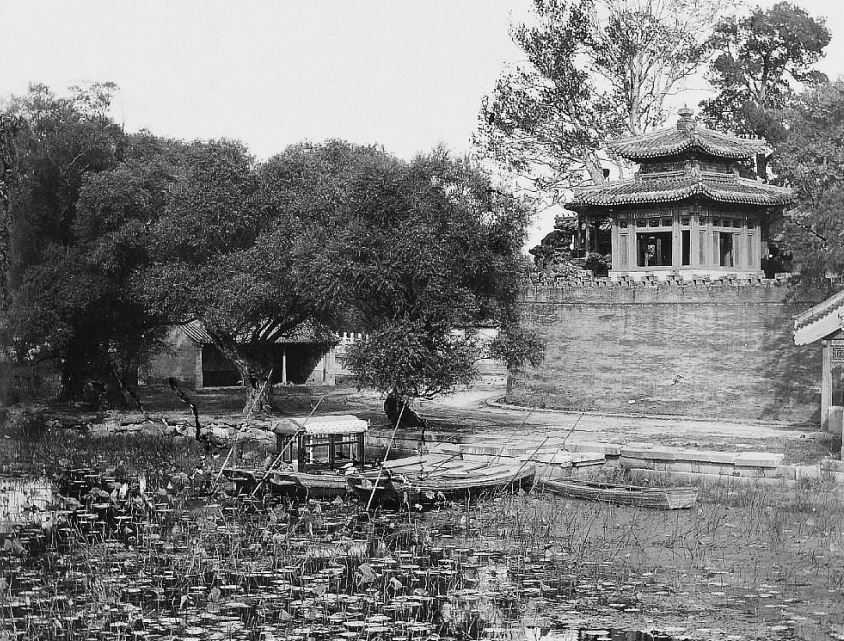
[793,289,844,345]
[569,173,793,211]
[608,125,768,161]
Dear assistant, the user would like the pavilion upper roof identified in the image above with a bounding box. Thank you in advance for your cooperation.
[569,172,793,211]
[608,109,768,161]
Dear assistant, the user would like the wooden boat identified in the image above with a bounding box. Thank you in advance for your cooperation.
[347,453,536,509]
[538,478,698,510]
[222,414,372,499]
[221,467,354,499]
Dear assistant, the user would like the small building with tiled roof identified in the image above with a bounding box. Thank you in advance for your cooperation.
[141,320,339,389]
[569,108,794,280]
[794,290,844,436]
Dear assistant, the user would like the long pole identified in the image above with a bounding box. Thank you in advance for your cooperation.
[561,412,585,449]
[246,368,274,420]
[210,444,237,493]
[513,435,550,479]
[249,394,325,498]
[365,402,407,511]
[488,408,535,468]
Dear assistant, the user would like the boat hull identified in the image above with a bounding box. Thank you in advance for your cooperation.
[539,478,698,510]
[222,468,354,499]
[348,463,536,509]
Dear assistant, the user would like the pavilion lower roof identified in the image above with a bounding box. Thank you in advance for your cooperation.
[569,174,793,211]
[608,126,768,161]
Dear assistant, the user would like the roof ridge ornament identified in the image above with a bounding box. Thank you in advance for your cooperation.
[677,106,695,136]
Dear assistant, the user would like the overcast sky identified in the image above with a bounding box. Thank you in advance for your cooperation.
[1,0,842,246]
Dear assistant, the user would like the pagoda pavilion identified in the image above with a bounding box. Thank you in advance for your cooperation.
[569,108,794,280]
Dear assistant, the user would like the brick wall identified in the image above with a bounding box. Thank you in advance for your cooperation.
[510,280,828,424]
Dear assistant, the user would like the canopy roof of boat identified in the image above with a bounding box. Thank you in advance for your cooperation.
[272,415,368,436]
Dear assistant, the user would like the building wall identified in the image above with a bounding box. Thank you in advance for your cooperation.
[142,327,337,389]
[142,327,202,387]
[510,280,828,424]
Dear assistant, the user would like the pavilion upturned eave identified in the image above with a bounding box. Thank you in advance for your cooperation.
[607,125,768,162]
[568,175,793,212]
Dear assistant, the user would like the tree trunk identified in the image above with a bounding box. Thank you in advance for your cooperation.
[384,389,427,429]
[211,338,274,415]
[583,151,606,185]
[242,371,273,415]
[59,358,128,409]
[111,357,142,412]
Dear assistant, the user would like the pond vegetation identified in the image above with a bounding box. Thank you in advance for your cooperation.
[1,418,843,640]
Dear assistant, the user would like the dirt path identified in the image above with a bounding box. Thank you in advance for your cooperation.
[392,372,836,461]
[115,373,839,463]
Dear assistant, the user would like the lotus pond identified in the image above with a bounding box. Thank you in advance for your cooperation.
[1,419,844,641]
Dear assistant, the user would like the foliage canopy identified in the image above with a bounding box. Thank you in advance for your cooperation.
[772,81,844,278]
[2,87,541,415]
[476,0,727,200]
[699,1,830,177]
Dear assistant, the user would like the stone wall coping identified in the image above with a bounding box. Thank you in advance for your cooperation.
[525,276,783,289]
[521,275,841,294]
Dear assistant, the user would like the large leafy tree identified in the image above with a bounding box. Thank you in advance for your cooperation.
[0,84,153,403]
[4,83,126,279]
[5,132,182,405]
[0,113,23,307]
[772,81,844,278]
[303,145,540,425]
[140,139,328,414]
[699,1,830,179]
[476,0,726,199]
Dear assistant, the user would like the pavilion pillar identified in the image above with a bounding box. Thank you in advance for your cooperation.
[627,225,637,269]
[822,340,832,431]
[690,215,700,268]
[703,216,714,268]
[671,212,682,271]
[610,219,621,271]
[282,347,288,385]
[752,223,762,270]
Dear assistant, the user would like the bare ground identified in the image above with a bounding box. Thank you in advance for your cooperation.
[117,368,840,464]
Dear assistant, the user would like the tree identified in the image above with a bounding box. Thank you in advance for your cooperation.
[4,132,180,406]
[475,0,726,200]
[1,84,142,404]
[303,145,541,426]
[699,2,830,179]
[140,139,325,414]
[771,81,844,278]
[0,114,23,307]
[4,83,126,278]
